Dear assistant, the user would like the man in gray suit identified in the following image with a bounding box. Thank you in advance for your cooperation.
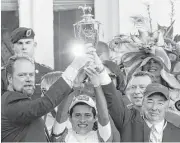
[103,82,180,142]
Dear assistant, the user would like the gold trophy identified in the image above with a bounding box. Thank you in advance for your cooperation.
[73,5,101,48]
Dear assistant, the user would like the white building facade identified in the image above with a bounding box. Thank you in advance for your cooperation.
[1,0,180,69]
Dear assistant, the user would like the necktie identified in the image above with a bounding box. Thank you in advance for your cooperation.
[149,125,158,143]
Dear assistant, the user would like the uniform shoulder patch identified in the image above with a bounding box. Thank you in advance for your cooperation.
[35,62,53,74]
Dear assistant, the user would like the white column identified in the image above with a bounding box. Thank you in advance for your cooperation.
[18,0,33,27]
[32,0,54,69]
[95,0,120,42]
[18,0,54,69]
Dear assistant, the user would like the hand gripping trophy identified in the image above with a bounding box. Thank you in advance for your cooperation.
[73,5,101,48]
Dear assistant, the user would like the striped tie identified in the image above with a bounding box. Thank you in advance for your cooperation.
[149,125,158,143]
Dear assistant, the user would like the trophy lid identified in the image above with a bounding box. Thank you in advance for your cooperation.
[79,5,93,18]
[74,5,100,25]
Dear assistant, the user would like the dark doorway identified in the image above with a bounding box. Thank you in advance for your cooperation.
[53,8,94,71]
[1,11,19,66]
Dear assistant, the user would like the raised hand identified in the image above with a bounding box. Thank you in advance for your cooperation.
[92,51,104,73]
[70,43,96,71]
[84,66,100,87]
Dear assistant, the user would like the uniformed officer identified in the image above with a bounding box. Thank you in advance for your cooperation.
[1,27,52,99]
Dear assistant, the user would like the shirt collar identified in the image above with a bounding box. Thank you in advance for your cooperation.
[145,119,166,134]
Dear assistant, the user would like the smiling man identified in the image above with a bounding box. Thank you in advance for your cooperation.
[6,56,35,97]
[125,71,155,111]
[52,92,112,143]
[69,95,98,135]
[1,44,97,142]
[142,86,169,125]
[142,83,180,142]
[104,82,180,142]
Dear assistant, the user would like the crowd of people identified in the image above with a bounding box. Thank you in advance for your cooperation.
[1,26,180,142]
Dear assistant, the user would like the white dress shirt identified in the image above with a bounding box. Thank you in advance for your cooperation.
[145,119,167,143]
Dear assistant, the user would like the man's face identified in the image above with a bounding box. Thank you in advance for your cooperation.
[13,39,36,58]
[70,104,96,135]
[126,76,152,107]
[8,59,35,97]
[142,59,162,77]
[142,93,169,123]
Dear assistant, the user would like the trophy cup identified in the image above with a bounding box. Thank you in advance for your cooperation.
[73,5,101,48]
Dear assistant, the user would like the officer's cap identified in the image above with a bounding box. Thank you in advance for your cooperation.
[11,27,35,43]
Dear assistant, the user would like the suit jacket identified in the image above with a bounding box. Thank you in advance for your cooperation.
[165,111,180,128]
[102,82,180,142]
[1,62,52,99]
[1,77,72,142]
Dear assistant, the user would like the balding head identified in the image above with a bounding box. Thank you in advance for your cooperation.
[96,41,109,61]
[6,55,35,97]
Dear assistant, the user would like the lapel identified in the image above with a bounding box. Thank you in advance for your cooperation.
[143,121,151,142]
[133,109,150,142]
[135,111,150,142]
[162,122,172,142]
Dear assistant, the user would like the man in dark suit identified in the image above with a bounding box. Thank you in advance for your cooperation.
[1,45,95,142]
[1,27,52,99]
[103,82,180,142]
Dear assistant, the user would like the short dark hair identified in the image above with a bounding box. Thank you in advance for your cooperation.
[69,102,96,118]
[97,41,108,49]
[6,55,34,77]
[133,71,155,83]
[125,71,155,90]
[96,41,109,55]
